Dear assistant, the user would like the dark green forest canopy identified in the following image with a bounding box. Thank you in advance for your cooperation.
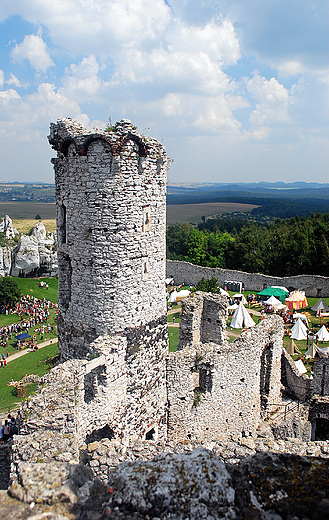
[166,213,329,277]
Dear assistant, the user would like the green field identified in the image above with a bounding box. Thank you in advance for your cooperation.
[0,343,58,413]
[12,276,58,304]
[0,202,55,219]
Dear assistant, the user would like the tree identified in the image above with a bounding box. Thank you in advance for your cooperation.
[0,278,22,308]
[194,277,220,293]
[35,214,41,220]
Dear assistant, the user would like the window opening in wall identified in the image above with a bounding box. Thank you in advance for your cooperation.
[86,425,115,444]
[144,262,148,274]
[313,418,329,441]
[145,428,155,440]
[143,206,151,232]
[58,204,67,245]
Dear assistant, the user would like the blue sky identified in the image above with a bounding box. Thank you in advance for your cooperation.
[0,0,328,184]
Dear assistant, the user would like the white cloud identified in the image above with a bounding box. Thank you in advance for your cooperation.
[62,55,108,102]
[11,34,54,72]
[0,70,4,87]
[246,72,291,130]
[7,73,28,87]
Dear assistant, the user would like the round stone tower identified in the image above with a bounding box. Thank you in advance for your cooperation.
[48,118,170,360]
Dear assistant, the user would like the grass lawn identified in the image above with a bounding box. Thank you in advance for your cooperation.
[12,276,58,303]
[167,311,181,323]
[168,326,179,352]
[0,343,59,413]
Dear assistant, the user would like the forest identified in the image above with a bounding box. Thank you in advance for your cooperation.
[166,213,329,277]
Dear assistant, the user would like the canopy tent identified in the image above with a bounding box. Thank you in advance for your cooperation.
[263,295,282,307]
[317,346,329,358]
[168,290,178,303]
[292,313,308,323]
[275,303,287,310]
[290,319,307,341]
[15,333,31,341]
[227,303,239,310]
[316,325,329,342]
[176,290,190,302]
[285,291,308,310]
[305,343,317,359]
[232,293,247,304]
[166,277,174,286]
[230,301,255,329]
[295,359,307,374]
[286,338,302,356]
[271,285,289,293]
[257,287,288,304]
[312,298,329,314]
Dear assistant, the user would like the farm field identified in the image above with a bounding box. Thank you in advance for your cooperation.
[166,202,259,225]
[13,218,56,235]
[0,202,55,220]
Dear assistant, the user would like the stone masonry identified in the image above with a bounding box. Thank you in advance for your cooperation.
[167,292,283,442]
[46,118,171,444]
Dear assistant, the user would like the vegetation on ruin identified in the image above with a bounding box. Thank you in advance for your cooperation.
[167,212,329,276]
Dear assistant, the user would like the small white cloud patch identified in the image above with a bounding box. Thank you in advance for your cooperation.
[11,34,54,73]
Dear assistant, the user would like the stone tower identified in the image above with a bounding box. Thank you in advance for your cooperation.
[48,118,170,442]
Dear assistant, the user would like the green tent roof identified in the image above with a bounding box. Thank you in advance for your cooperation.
[257,287,288,303]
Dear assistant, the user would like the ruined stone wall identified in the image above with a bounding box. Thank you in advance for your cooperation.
[167,293,283,443]
[49,118,168,360]
[281,349,312,401]
[167,259,329,297]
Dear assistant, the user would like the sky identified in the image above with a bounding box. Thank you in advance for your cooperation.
[0,0,328,184]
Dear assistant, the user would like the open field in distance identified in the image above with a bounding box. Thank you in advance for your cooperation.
[1,201,259,227]
[0,202,56,220]
[166,202,259,225]
[13,219,56,235]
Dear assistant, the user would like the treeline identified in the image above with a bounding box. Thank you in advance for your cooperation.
[167,213,329,277]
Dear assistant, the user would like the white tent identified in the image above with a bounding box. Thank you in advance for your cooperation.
[168,290,177,303]
[220,288,230,297]
[295,359,307,374]
[166,277,174,285]
[230,301,255,329]
[227,303,239,310]
[317,346,329,357]
[275,303,287,310]
[312,298,329,313]
[232,293,247,304]
[272,285,289,293]
[316,325,329,342]
[293,313,308,324]
[286,338,302,356]
[305,343,317,359]
[176,289,190,302]
[290,319,307,341]
[264,295,281,307]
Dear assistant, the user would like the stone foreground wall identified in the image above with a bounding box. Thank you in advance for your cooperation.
[167,259,329,297]
[167,292,283,442]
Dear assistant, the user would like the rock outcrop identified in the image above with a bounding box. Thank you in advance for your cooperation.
[0,216,58,277]
[2,449,329,519]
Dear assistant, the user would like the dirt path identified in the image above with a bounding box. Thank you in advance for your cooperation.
[6,338,58,364]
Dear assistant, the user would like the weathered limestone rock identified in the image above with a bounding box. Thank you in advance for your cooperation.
[30,221,47,242]
[107,448,235,519]
[0,215,18,239]
[11,235,40,276]
[0,246,12,276]
[9,462,93,505]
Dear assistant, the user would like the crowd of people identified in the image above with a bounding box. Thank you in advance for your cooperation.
[0,295,57,353]
[0,411,22,443]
